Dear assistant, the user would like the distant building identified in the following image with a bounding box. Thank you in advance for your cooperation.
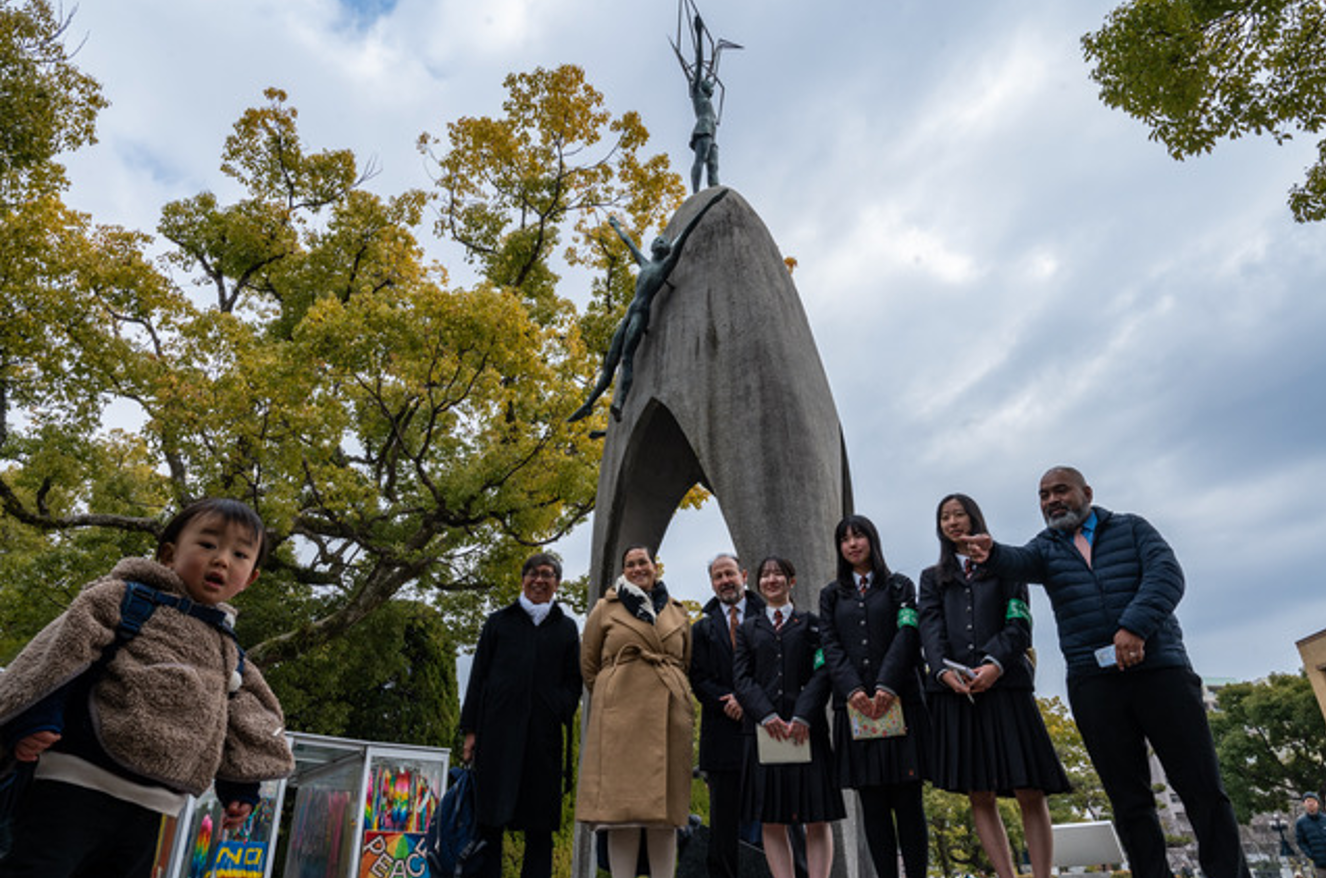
[1297,628,1326,725]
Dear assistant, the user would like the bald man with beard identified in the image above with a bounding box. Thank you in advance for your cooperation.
[964,466,1250,878]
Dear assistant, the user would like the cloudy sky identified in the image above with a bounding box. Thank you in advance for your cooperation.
[58,0,1326,701]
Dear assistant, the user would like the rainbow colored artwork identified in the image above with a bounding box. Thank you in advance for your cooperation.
[363,764,439,833]
[189,813,213,878]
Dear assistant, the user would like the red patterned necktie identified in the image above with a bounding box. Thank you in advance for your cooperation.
[728,605,739,647]
[858,575,868,597]
[773,609,784,632]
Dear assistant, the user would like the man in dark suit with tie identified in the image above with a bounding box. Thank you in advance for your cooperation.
[964,466,1250,878]
[690,553,765,878]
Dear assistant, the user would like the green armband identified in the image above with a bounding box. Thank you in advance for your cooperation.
[813,648,825,670]
[1005,598,1031,622]
[897,607,918,628]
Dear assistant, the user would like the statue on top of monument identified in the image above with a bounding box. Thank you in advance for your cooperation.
[568,188,730,424]
[687,15,719,194]
[672,3,741,194]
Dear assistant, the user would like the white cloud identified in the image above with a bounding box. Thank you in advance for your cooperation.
[903,26,1057,157]
[38,0,1326,696]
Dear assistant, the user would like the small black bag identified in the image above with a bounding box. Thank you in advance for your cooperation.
[424,766,486,878]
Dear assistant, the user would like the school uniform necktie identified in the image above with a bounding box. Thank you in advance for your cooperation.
[858,574,869,597]
[729,605,739,647]
[773,609,784,632]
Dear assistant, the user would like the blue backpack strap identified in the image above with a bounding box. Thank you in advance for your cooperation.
[88,581,160,675]
[140,587,247,680]
[118,581,159,640]
[114,581,248,690]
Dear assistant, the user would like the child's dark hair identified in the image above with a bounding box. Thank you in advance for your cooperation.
[157,498,269,569]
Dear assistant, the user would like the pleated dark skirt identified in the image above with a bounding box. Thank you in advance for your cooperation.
[928,686,1071,796]
[740,725,846,824]
[831,699,930,788]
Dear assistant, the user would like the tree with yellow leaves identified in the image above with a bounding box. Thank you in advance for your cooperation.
[0,0,686,692]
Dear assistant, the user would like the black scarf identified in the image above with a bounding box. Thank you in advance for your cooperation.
[615,577,672,624]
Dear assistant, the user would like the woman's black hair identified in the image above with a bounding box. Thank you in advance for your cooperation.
[755,555,796,587]
[935,493,989,586]
[620,543,656,566]
[620,544,659,585]
[756,556,797,604]
[834,514,890,584]
[157,498,269,569]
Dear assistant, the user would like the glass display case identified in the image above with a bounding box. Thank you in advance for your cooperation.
[156,732,449,878]
[283,748,360,878]
[355,748,446,878]
[156,778,285,878]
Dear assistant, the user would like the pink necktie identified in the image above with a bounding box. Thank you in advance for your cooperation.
[773,609,784,632]
[1074,529,1092,567]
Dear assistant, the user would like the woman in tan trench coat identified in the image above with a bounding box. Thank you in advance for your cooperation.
[578,544,694,878]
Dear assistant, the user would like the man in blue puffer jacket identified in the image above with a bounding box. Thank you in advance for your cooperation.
[966,466,1250,878]
[1297,791,1326,876]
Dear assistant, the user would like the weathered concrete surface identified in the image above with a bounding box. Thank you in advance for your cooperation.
[571,187,862,878]
[585,186,852,608]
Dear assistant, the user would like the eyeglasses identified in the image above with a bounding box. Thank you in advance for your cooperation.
[525,568,559,582]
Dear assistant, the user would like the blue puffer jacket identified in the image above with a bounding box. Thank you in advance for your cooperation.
[986,507,1190,680]
[1297,810,1326,866]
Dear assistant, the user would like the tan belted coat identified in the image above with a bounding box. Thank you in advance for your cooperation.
[575,582,694,827]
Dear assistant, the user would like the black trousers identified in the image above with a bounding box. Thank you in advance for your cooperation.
[1069,666,1251,878]
[0,779,160,878]
[477,824,554,878]
[704,769,740,878]
[857,782,927,878]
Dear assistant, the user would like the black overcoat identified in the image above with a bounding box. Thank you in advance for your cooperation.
[459,601,581,831]
[690,590,765,772]
[917,564,1034,693]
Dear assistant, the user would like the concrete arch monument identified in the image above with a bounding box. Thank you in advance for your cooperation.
[585,186,851,610]
[572,187,868,878]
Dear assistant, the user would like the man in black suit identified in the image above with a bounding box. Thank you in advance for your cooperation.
[460,553,582,878]
[690,553,765,878]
